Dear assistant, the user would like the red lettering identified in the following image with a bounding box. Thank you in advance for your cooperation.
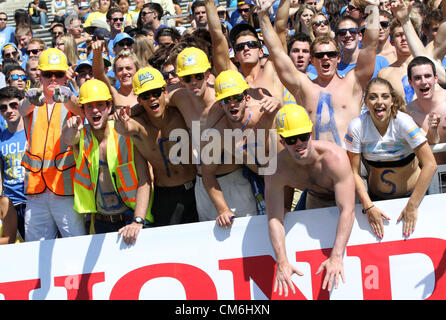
[54,272,105,300]
[219,249,331,300]
[109,263,217,300]
[347,238,446,300]
[0,279,41,300]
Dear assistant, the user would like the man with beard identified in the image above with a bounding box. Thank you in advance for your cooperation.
[62,79,150,244]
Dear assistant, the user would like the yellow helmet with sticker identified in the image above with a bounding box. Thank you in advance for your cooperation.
[176,47,211,77]
[38,48,69,71]
[78,79,112,105]
[275,103,313,137]
[132,67,166,95]
[214,70,249,101]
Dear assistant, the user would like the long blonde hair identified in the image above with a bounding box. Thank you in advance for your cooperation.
[58,34,79,66]
[133,34,156,67]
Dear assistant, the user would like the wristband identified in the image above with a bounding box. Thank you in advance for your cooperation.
[362,205,374,214]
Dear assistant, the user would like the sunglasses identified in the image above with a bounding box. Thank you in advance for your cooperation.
[234,40,262,52]
[139,87,165,100]
[194,10,206,15]
[141,10,154,16]
[238,8,250,13]
[0,101,19,112]
[10,74,27,81]
[182,73,205,83]
[313,20,329,27]
[0,18,7,21]
[112,17,124,22]
[217,11,226,17]
[347,4,359,11]
[117,40,133,47]
[336,27,359,37]
[222,93,244,104]
[41,71,65,79]
[52,31,63,37]
[380,21,390,28]
[4,51,18,58]
[27,48,42,55]
[313,51,338,59]
[162,70,176,80]
[282,132,311,145]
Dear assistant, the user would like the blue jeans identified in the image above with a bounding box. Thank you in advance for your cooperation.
[30,12,48,28]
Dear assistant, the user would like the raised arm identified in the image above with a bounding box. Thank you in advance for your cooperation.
[353,0,380,89]
[257,0,308,101]
[392,0,446,84]
[204,0,236,74]
[273,0,291,52]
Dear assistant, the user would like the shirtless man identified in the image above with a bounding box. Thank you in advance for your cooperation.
[377,19,414,104]
[168,47,257,225]
[376,10,397,65]
[257,0,380,147]
[201,69,280,225]
[265,104,355,296]
[204,0,284,102]
[91,40,140,108]
[406,56,446,164]
[114,67,199,227]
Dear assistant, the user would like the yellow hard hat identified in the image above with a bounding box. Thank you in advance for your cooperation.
[38,48,69,71]
[275,104,313,137]
[132,67,166,95]
[215,70,249,101]
[78,79,112,105]
[176,47,211,77]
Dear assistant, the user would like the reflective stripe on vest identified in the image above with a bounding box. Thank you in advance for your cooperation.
[22,103,75,195]
[73,121,142,214]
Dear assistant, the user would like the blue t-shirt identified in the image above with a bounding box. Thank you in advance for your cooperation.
[0,26,16,50]
[0,115,6,130]
[0,128,27,204]
[337,55,390,79]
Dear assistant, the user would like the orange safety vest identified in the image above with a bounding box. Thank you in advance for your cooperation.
[21,103,76,196]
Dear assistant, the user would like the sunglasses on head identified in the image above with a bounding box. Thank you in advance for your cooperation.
[182,73,205,83]
[222,93,244,105]
[26,48,42,55]
[41,71,65,79]
[162,70,176,80]
[336,27,359,37]
[112,17,124,22]
[380,21,390,28]
[313,20,329,27]
[234,40,262,52]
[139,87,165,100]
[313,51,338,59]
[10,74,27,81]
[0,101,19,112]
[282,132,311,145]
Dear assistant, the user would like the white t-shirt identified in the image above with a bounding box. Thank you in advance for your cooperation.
[344,110,426,162]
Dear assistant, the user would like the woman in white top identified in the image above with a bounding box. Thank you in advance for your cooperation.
[345,77,437,239]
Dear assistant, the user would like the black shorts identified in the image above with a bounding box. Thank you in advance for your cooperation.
[150,180,198,227]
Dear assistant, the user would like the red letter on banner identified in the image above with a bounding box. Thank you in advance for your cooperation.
[347,238,446,300]
[54,272,105,300]
[0,279,41,300]
[109,263,217,300]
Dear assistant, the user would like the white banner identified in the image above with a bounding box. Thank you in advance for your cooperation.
[0,193,445,300]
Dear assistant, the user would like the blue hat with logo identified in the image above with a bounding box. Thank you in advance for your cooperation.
[75,59,92,72]
[113,33,135,48]
[1,42,18,57]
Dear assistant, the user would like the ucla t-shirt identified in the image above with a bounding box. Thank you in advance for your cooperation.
[0,128,27,204]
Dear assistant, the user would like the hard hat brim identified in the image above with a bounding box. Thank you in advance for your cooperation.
[278,125,313,138]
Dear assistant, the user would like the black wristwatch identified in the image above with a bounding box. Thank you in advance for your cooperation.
[133,216,145,225]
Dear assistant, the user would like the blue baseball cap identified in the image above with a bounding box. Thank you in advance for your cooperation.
[75,59,92,72]
[113,33,134,48]
[1,43,18,57]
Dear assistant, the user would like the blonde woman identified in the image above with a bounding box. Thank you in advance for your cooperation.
[55,34,79,66]
[309,12,334,40]
[345,78,437,239]
[133,34,156,67]
[292,4,316,35]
